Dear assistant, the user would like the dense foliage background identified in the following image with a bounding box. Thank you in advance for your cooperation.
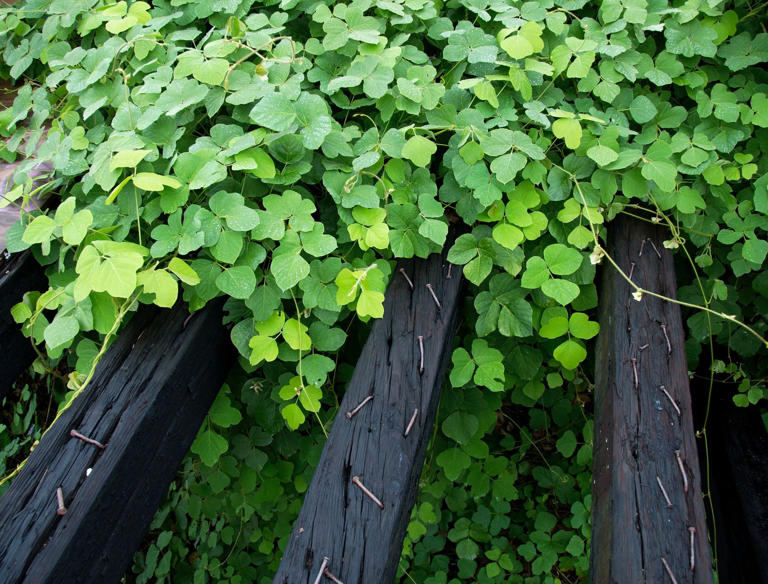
[1,0,767,581]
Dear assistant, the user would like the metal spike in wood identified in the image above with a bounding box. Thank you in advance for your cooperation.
[590,216,712,583]
[273,241,463,584]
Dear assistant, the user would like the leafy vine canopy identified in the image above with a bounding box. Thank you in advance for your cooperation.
[2,0,768,427]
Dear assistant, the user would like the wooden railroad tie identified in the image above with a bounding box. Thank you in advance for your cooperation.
[273,244,462,584]
[590,215,712,583]
[0,300,234,584]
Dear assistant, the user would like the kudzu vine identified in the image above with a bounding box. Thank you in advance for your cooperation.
[2,0,767,581]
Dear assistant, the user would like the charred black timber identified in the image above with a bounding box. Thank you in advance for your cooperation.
[702,387,768,582]
[0,251,46,400]
[0,300,234,584]
[273,248,462,584]
[590,215,712,583]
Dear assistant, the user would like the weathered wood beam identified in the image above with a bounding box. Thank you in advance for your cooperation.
[591,215,712,583]
[706,390,768,581]
[0,250,45,400]
[273,246,462,584]
[0,300,235,584]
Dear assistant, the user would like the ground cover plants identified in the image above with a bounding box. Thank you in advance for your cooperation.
[1,0,768,581]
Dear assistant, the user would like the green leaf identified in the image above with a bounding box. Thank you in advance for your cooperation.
[168,258,200,285]
[743,239,768,265]
[402,135,437,168]
[62,210,93,245]
[521,256,549,288]
[450,348,475,387]
[436,447,472,480]
[539,307,569,338]
[301,354,336,386]
[11,302,31,324]
[302,224,337,257]
[443,412,479,445]
[209,191,260,232]
[248,334,279,366]
[464,255,493,285]
[192,58,229,85]
[543,244,582,276]
[191,428,228,466]
[492,223,524,251]
[556,430,577,457]
[490,152,527,184]
[133,172,182,192]
[665,21,717,58]
[209,391,243,427]
[447,233,479,264]
[250,93,296,132]
[553,339,587,369]
[210,230,243,263]
[44,315,79,349]
[138,268,178,307]
[215,266,256,299]
[110,149,151,171]
[281,403,306,430]
[357,289,385,318]
[552,118,582,149]
[641,158,677,192]
[569,312,599,339]
[541,278,580,305]
[271,247,310,291]
[298,384,323,413]
[282,318,312,351]
[586,144,618,167]
[22,215,56,245]
[629,95,658,123]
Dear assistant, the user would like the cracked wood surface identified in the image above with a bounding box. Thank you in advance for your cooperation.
[0,301,234,584]
[273,245,462,584]
[590,215,712,583]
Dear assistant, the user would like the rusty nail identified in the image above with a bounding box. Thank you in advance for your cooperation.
[352,476,384,509]
[659,385,681,418]
[689,526,696,572]
[675,450,689,493]
[426,283,441,310]
[346,395,374,419]
[56,487,67,516]
[418,335,424,375]
[660,323,672,355]
[631,357,639,391]
[313,557,330,584]
[648,237,662,259]
[324,569,345,584]
[628,261,636,281]
[656,475,673,508]
[639,343,649,351]
[639,239,647,257]
[404,408,419,437]
[447,263,453,279]
[70,429,105,449]
[398,268,414,290]
[661,557,679,584]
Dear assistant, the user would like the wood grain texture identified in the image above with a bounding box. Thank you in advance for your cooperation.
[590,215,712,583]
[273,247,462,584]
[0,300,234,584]
[0,250,46,400]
